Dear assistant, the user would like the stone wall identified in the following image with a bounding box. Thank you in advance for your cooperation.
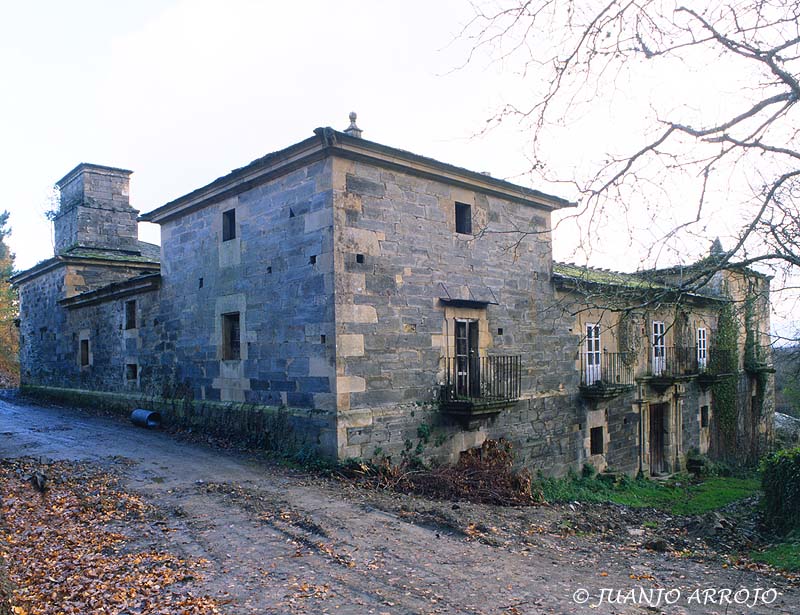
[154,159,338,455]
[330,157,581,472]
[17,268,67,386]
[17,263,159,388]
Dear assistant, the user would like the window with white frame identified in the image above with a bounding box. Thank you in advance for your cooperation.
[652,321,665,375]
[697,327,708,370]
[585,323,601,385]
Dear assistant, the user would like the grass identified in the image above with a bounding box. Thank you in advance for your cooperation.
[750,531,800,571]
[539,473,760,515]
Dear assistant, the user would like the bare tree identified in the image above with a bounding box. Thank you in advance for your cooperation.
[463,0,800,302]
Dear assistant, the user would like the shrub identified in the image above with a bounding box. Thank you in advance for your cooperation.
[761,446,800,532]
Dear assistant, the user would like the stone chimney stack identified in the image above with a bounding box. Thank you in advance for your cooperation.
[53,163,139,256]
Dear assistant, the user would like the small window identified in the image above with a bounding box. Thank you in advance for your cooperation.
[700,405,709,428]
[80,339,89,367]
[590,426,604,455]
[455,202,472,235]
[125,300,136,330]
[222,312,241,360]
[199,277,204,289]
[309,255,317,265]
[222,209,236,241]
[355,253,365,264]
[126,364,138,381]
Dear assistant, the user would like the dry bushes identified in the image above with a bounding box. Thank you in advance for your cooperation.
[344,439,542,506]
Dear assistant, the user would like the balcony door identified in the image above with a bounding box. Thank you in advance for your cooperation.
[455,319,479,397]
[652,321,666,375]
[697,327,707,370]
[585,323,601,385]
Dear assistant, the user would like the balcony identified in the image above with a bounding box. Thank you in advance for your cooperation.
[648,346,702,377]
[745,344,775,375]
[440,355,521,423]
[694,346,737,387]
[579,352,636,399]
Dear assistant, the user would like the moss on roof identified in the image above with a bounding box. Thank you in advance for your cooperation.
[63,244,160,264]
[553,262,669,290]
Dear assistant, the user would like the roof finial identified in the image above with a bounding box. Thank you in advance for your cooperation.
[344,111,362,139]
[710,237,724,257]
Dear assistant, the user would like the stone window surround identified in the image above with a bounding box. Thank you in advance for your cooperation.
[78,329,92,369]
[455,201,472,235]
[124,299,136,330]
[221,312,241,361]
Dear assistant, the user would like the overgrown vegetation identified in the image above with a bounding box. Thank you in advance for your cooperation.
[775,345,800,419]
[750,531,800,572]
[538,470,759,515]
[711,302,739,452]
[341,439,541,506]
[0,212,18,387]
[760,446,800,533]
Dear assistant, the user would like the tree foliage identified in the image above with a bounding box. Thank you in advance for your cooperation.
[0,211,18,384]
[465,0,800,293]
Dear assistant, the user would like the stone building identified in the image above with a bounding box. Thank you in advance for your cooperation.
[553,261,773,475]
[12,117,774,475]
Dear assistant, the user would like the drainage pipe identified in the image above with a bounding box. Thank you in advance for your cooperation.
[130,409,161,429]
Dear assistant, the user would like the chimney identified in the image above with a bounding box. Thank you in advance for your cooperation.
[53,163,139,255]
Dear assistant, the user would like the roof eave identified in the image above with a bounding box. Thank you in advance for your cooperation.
[140,128,575,224]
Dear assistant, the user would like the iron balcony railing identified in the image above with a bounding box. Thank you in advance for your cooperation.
[648,345,701,377]
[442,355,521,403]
[706,346,737,375]
[581,351,635,387]
[648,345,739,377]
[745,344,774,372]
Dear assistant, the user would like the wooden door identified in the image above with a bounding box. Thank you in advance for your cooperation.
[649,403,666,475]
[455,319,480,398]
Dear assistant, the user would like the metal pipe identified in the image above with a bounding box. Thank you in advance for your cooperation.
[131,408,161,429]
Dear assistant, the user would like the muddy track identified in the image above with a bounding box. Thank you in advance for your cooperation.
[1,396,797,614]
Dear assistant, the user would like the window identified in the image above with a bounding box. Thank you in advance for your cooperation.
[585,323,601,385]
[80,339,89,367]
[454,319,480,397]
[696,327,707,369]
[125,300,136,330]
[700,405,709,428]
[222,209,236,241]
[126,364,138,381]
[455,202,472,235]
[222,312,241,360]
[590,426,604,455]
[652,321,666,375]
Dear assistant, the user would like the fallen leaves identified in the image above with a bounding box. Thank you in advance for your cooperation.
[0,458,225,614]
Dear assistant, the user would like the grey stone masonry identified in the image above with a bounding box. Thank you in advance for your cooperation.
[13,123,772,474]
[54,164,139,255]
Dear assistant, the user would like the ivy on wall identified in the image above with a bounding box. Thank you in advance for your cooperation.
[712,302,739,438]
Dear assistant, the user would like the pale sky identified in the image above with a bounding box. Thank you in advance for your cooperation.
[2,0,537,270]
[1,0,794,335]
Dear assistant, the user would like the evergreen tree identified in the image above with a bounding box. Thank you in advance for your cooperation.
[0,211,19,384]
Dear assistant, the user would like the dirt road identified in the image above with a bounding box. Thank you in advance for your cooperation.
[1,395,797,614]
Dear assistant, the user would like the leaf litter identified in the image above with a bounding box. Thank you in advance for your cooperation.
[0,457,226,614]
